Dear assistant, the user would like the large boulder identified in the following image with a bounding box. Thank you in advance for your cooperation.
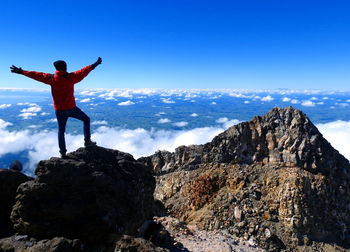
[0,169,32,238]
[11,146,156,243]
[140,107,350,251]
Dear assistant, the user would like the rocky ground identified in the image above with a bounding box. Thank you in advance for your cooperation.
[155,216,264,252]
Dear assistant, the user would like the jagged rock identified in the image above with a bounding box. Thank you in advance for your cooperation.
[0,169,32,238]
[11,146,156,243]
[140,107,350,251]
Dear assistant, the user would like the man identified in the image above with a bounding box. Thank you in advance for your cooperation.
[10,57,102,158]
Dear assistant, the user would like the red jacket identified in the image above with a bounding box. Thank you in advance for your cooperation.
[22,65,94,110]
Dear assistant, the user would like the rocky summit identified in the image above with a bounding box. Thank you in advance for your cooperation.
[10,146,156,244]
[140,106,350,251]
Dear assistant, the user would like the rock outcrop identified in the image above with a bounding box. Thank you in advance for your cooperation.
[0,169,32,238]
[140,107,350,251]
[10,146,156,243]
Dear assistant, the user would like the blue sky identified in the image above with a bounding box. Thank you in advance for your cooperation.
[1,0,350,89]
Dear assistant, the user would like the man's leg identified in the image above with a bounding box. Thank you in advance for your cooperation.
[69,107,95,146]
[55,110,68,157]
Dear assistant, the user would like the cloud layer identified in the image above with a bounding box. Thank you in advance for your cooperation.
[0,117,350,175]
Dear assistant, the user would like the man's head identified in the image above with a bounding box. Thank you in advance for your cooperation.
[9,160,23,172]
[53,60,67,71]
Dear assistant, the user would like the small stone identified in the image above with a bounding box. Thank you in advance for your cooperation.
[25,241,34,247]
[248,237,256,247]
[264,228,272,238]
[234,206,242,222]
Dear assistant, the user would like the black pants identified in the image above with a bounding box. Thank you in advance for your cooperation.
[55,107,90,154]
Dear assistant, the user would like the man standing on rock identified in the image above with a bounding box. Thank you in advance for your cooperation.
[10,57,102,158]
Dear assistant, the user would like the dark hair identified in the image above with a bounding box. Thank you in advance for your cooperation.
[9,160,23,172]
[53,60,67,71]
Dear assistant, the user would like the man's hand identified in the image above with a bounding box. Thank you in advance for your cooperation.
[92,57,102,69]
[10,65,23,74]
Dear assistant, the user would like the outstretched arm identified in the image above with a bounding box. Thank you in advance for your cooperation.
[10,65,53,85]
[70,57,102,84]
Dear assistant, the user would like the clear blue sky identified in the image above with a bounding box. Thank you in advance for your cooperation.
[1,0,350,90]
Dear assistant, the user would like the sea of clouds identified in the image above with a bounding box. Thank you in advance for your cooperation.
[0,117,239,173]
[1,88,350,175]
[1,117,350,175]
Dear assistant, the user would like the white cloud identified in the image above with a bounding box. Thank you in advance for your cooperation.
[40,112,50,116]
[216,117,240,128]
[173,121,189,127]
[282,97,291,102]
[244,101,250,104]
[161,98,175,104]
[0,119,12,128]
[291,99,300,104]
[261,95,274,102]
[19,113,37,119]
[301,100,315,107]
[118,91,133,98]
[92,126,224,159]
[253,96,261,100]
[79,90,101,96]
[211,102,217,105]
[316,121,350,161]
[190,113,199,117]
[310,97,318,100]
[223,119,240,128]
[21,105,41,113]
[216,117,228,123]
[0,120,242,174]
[47,119,57,123]
[158,118,171,124]
[155,112,166,116]
[337,103,349,107]
[0,104,11,109]
[80,98,91,103]
[118,100,135,106]
[28,125,41,129]
[92,120,108,125]
[229,93,249,98]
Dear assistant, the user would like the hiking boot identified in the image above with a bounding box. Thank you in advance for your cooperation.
[85,139,97,147]
[60,152,68,159]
